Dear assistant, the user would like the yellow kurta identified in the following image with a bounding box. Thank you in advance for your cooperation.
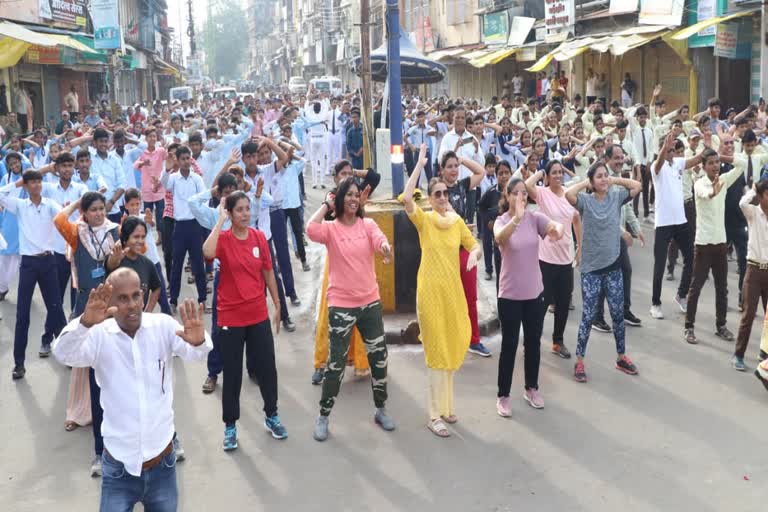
[407,205,477,370]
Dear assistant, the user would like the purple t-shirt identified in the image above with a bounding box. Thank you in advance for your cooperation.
[495,210,549,300]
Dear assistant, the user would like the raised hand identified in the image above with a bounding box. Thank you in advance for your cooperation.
[380,241,393,264]
[229,147,241,164]
[144,208,154,226]
[109,240,127,266]
[514,191,526,220]
[256,177,264,197]
[175,299,206,346]
[80,283,117,328]
[417,143,428,168]
[360,184,372,207]
[653,84,662,97]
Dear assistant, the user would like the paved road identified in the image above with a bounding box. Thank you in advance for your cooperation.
[0,186,766,511]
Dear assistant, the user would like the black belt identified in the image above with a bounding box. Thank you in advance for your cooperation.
[27,251,53,257]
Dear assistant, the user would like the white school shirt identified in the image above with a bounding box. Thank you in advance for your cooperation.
[652,157,687,228]
[52,314,212,477]
[159,169,205,221]
[43,180,87,254]
[0,183,61,255]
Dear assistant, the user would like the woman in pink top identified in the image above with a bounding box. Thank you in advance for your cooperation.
[494,178,563,417]
[306,177,395,442]
[133,127,168,229]
[525,160,583,359]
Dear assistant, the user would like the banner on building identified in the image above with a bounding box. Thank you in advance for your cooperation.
[483,11,510,45]
[414,16,435,52]
[696,0,717,36]
[508,16,536,47]
[25,45,61,65]
[544,0,574,32]
[609,0,639,15]
[714,22,738,58]
[91,0,121,50]
[638,0,684,26]
[39,0,87,27]
[517,47,537,62]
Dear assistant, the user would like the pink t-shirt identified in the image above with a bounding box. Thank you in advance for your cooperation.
[306,217,387,308]
[134,146,167,202]
[496,211,549,301]
[535,186,577,265]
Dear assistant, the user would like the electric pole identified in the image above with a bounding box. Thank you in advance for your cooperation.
[187,0,196,56]
[360,0,374,168]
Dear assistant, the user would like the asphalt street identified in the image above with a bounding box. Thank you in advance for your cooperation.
[0,185,766,511]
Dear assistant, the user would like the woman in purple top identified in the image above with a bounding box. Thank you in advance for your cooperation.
[493,178,563,417]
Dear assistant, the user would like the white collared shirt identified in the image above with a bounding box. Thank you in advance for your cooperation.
[0,183,61,255]
[52,313,212,477]
[438,129,484,181]
[43,180,87,254]
[740,188,768,264]
[160,169,205,221]
[89,147,126,214]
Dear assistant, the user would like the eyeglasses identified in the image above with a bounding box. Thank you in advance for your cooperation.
[510,190,528,196]
[432,189,450,198]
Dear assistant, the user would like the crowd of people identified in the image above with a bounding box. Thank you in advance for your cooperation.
[1,77,768,511]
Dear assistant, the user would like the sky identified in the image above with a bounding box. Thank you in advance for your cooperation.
[165,0,245,63]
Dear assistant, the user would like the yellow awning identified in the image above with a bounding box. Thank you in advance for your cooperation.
[47,34,100,55]
[671,9,757,40]
[154,58,181,78]
[0,21,58,68]
[526,52,555,72]
[460,49,491,61]
[469,47,517,68]
[0,21,57,46]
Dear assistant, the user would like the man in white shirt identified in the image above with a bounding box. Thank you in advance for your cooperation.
[304,102,331,188]
[53,272,212,511]
[649,134,703,320]
[160,146,207,312]
[0,168,66,379]
[511,73,524,97]
[629,107,656,220]
[64,85,80,118]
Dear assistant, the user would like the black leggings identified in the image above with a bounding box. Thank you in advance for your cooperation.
[219,319,278,424]
[497,295,545,396]
[540,260,573,345]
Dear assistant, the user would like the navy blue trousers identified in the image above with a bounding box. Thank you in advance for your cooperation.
[169,219,206,305]
[14,253,66,365]
[269,209,296,299]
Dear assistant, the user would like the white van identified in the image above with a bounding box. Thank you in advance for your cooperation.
[310,76,343,96]
[212,87,238,101]
[169,86,193,102]
[288,76,307,94]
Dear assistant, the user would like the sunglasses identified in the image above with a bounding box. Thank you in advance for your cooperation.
[432,189,450,198]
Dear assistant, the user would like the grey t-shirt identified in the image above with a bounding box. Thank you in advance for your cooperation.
[575,188,630,274]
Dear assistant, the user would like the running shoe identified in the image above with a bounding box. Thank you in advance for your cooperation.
[313,415,329,441]
[716,325,735,342]
[311,368,324,385]
[223,424,238,451]
[523,388,544,409]
[496,396,511,417]
[649,305,664,319]
[673,295,687,313]
[624,310,642,326]
[468,343,492,357]
[684,328,697,345]
[39,344,51,358]
[264,414,288,440]
[574,361,587,383]
[591,319,611,333]
[551,343,572,359]
[616,355,638,375]
[731,355,746,372]
[374,408,396,431]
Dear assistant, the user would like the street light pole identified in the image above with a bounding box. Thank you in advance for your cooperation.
[386,0,404,197]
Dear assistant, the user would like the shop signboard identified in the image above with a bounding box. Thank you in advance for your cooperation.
[39,0,87,27]
[483,11,510,45]
[714,22,738,58]
[26,45,61,64]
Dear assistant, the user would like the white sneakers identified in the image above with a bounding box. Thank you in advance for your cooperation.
[649,305,664,319]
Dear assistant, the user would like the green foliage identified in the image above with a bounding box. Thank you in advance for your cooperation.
[203,0,250,81]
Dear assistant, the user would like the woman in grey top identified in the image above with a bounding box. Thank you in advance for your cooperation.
[566,162,641,383]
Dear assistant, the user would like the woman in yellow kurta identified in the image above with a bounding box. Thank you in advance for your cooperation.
[404,144,481,438]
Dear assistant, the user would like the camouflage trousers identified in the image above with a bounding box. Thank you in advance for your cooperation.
[320,301,388,416]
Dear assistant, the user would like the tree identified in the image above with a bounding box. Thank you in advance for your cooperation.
[202,0,249,82]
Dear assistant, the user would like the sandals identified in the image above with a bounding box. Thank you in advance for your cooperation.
[427,418,451,438]
[64,421,79,432]
[441,414,458,424]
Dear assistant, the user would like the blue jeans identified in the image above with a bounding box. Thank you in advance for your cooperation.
[169,220,206,304]
[100,449,178,512]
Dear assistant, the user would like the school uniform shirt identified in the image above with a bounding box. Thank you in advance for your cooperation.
[0,182,62,255]
[630,122,655,167]
[740,188,768,264]
[73,171,107,192]
[693,156,747,245]
[159,169,205,221]
[52,313,212,477]
[111,144,146,190]
[652,158,688,228]
[134,146,168,203]
[88,147,126,215]
[406,124,434,155]
[215,227,272,327]
[43,180,87,254]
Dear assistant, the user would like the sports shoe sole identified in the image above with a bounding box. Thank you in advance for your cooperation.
[615,364,638,375]
[551,347,571,359]
[624,318,642,327]
[223,442,238,451]
[732,361,747,372]
[523,392,544,409]
[591,325,611,333]
[715,332,735,342]
[264,422,288,440]
[468,347,492,357]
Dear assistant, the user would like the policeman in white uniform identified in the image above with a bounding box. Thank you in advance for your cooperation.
[304,102,330,189]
